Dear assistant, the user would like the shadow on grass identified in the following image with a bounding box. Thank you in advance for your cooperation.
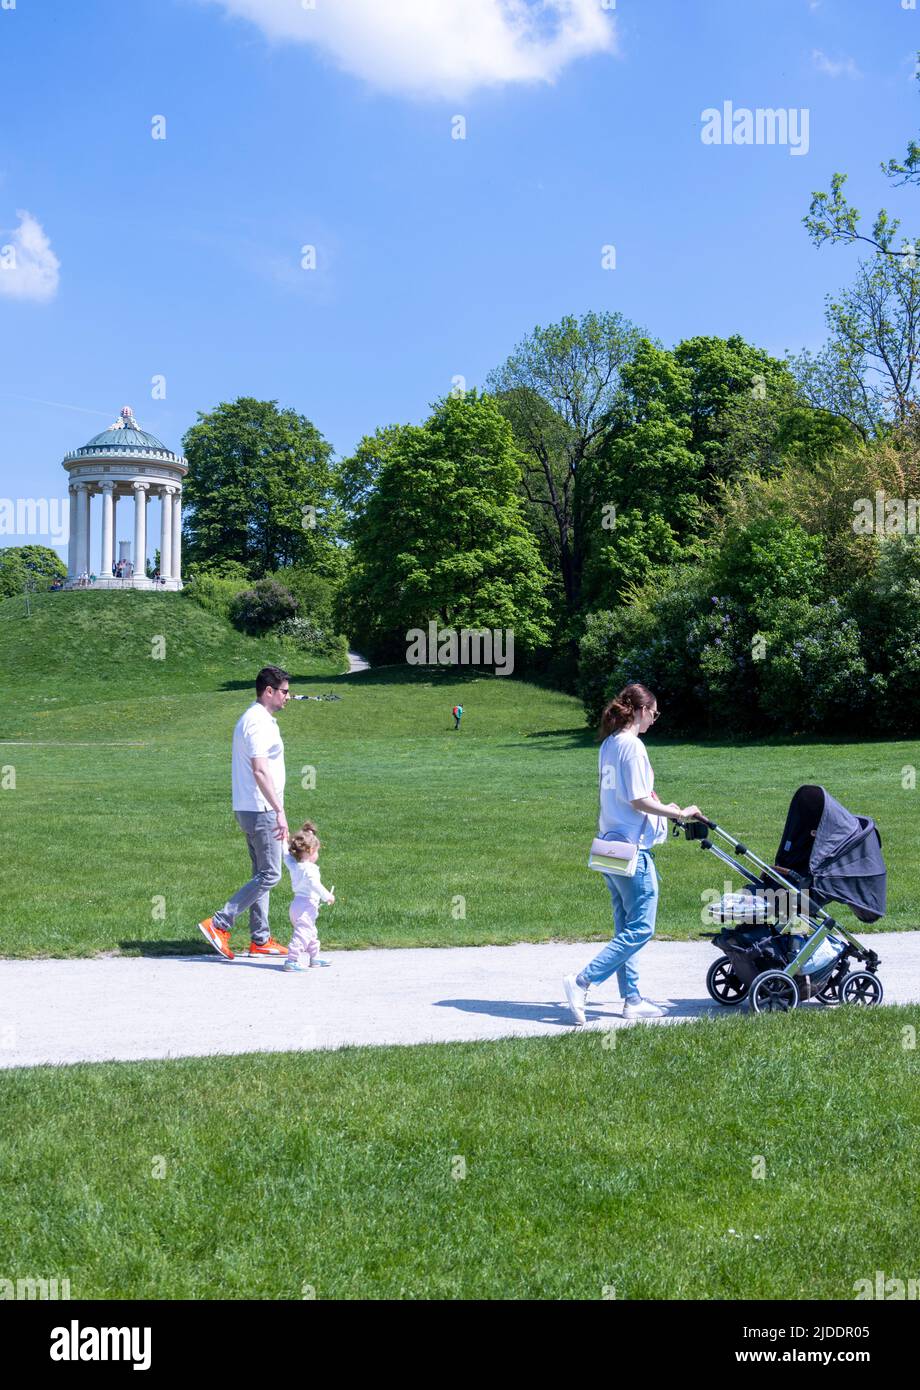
[219,665,547,692]
[523,727,596,747]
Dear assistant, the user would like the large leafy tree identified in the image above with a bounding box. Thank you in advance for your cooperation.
[488,318,823,624]
[486,311,646,620]
[789,254,920,435]
[335,424,403,540]
[800,63,920,433]
[341,392,551,664]
[0,544,66,597]
[602,341,702,528]
[803,55,918,258]
[579,342,699,610]
[182,398,341,576]
[672,335,811,486]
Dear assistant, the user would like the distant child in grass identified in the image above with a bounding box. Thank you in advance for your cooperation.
[282,821,335,972]
[452,703,463,730]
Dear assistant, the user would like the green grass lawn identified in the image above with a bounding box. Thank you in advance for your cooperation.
[2,1006,919,1299]
[1,590,918,957]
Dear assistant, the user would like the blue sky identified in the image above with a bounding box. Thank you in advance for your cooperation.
[0,0,917,559]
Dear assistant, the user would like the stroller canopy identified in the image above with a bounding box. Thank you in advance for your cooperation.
[774,785,886,923]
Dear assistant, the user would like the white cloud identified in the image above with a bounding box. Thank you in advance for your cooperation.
[812,49,861,80]
[0,210,60,303]
[205,0,617,98]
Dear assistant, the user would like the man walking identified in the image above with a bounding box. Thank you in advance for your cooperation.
[198,665,292,960]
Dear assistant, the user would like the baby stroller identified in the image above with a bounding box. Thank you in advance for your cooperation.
[679,785,885,1014]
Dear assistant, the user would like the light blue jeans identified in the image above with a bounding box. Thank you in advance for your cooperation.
[579,848,660,1000]
[212,810,282,945]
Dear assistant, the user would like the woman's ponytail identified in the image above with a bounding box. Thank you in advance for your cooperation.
[600,683,657,737]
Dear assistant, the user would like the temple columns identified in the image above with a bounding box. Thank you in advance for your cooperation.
[100,482,115,576]
[159,485,174,579]
[75,483,91,575]
[133,482,149,580]
[67,486,77,578]
[170,489,182,581]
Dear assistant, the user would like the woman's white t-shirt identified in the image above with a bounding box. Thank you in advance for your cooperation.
[598,731,667,848]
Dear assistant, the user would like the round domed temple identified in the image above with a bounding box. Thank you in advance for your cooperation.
[62,407,187,589]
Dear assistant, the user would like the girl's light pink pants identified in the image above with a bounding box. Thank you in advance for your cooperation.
[288,895,320,962]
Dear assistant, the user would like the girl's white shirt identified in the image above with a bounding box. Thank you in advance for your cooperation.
[283,852,334,905]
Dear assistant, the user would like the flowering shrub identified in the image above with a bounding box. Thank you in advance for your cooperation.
[228,579,298,636]
[756,597,869,732]
[576,530,919,735]
[850,537,920,733]
[708,512,828,616]
[273,616,348,664]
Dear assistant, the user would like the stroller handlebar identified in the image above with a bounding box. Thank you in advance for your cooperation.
[674,815,716,840]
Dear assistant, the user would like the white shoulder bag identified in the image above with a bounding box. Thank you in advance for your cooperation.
[588,837,639,877]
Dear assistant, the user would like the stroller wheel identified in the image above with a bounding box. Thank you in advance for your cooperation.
[815,962,848,1006]
[750,970,799,1014]
[706,956,748,1006]
[839,971,884,1007]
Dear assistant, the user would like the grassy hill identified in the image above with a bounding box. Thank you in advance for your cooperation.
[0,590,345,722]
[1,590,917,956]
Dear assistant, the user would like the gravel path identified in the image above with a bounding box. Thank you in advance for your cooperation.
[2,933,919,1069]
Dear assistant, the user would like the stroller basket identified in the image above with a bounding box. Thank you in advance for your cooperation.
[714,924,845,991]
[713,926,787,988]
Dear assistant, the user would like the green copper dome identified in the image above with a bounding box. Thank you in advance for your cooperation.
[64,407,183,463]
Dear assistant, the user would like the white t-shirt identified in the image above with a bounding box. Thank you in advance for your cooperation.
[598,730,667,848]
[231,702,286,812]
[283,854,333,906]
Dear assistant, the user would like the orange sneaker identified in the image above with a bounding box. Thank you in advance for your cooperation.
[248,937,288,957]
[198,917,234,960]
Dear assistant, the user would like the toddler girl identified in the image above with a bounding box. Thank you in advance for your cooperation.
[282,821,335,972]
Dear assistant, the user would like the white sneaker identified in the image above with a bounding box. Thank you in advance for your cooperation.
[563,974,587,1025]
[623,998,666,1020]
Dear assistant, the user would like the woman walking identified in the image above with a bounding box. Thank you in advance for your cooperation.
[563,683,705,1024]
